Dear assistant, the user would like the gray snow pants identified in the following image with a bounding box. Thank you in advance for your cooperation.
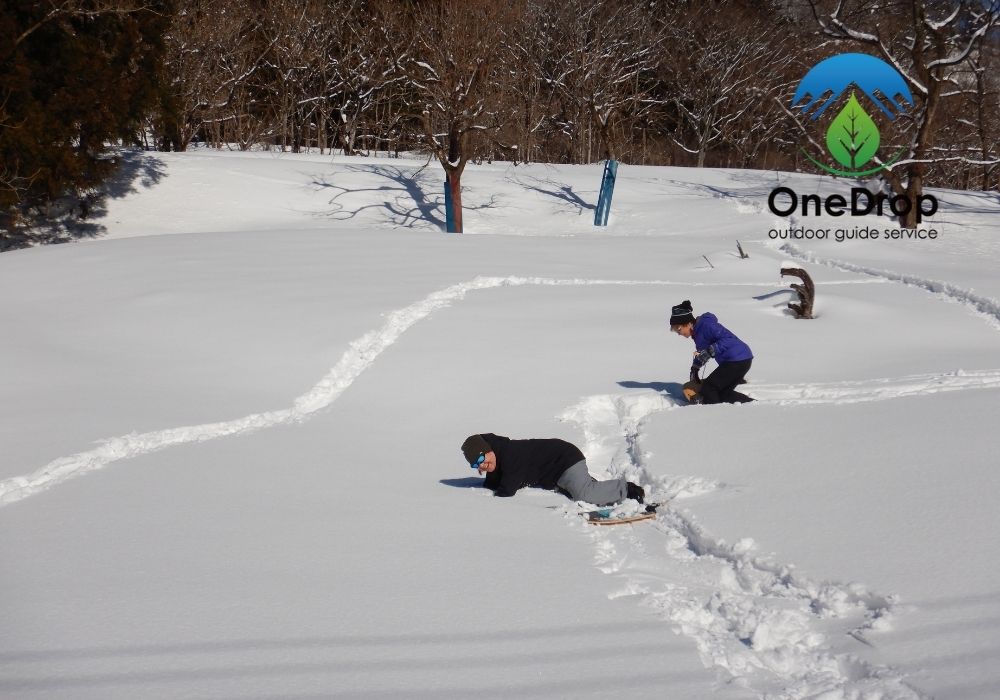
[555,460,627,506]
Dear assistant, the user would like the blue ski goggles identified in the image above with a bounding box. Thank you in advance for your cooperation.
[470,453,485,470]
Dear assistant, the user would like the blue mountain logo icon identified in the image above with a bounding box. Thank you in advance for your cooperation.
[790,53,913,176]
[792,53,913,121]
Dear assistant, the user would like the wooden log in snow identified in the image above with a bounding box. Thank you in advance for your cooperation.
[780,267,815,319]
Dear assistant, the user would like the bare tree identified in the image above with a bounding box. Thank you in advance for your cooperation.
[326,2,406,156]
[135,0,997,216]
[950,44,1000,191]
[399,0,517,232]
[260,0,319,152]
[659,3,799,168]
[538,0,661,163]
[159,0,226,150]
[215,6,277,150]
[160,0,275,150]
[807,0,1000,226]
[490,0,550,163]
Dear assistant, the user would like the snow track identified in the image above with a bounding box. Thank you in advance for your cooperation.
[750,369,1000,404]
[560,391,925,699]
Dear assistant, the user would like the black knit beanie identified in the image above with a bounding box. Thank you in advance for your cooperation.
[461,434,492,464]
[669,300,695,326]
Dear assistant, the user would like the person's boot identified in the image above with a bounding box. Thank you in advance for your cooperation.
[626,482,645,503]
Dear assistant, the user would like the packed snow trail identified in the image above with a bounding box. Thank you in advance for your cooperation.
[560,391,926,700]
[749,369,1000,404]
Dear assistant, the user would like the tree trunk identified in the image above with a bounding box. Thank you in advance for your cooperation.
[343,122,357,156]
[903,173,924,228]
[318,109,327,155]
[447,170,463,233]
[976,68,991,192]
[696,121,709,167]
[447,123,461,164]
[591,104,617,162]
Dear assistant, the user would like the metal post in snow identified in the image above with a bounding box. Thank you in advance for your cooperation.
[594,159,618,226]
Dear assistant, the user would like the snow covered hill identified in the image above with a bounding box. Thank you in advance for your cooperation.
[1,150,998,699]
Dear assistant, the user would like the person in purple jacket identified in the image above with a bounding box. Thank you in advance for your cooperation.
[670,300,753,404]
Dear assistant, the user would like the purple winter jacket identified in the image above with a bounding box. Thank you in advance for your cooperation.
[693,313,753,364]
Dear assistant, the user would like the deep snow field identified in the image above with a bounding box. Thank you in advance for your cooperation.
[1,149,999,699]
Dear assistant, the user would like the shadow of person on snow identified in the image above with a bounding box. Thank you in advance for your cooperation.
[617,380,687,403]
[439,477,484,489]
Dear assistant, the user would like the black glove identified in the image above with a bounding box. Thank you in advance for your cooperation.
[692,345,715,368]
[690,366,700,383]
[626,482,645,504]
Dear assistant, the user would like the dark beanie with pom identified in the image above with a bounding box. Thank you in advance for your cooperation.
[669,300,695,326]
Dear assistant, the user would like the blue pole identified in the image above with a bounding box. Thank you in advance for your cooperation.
[594,160,618,226]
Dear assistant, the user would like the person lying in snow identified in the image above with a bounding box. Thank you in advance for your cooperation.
[670,299,754,404]
[461,433,644,506]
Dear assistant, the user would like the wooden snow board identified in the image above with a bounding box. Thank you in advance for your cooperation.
[586,510,656,525]
[584,502,665,525]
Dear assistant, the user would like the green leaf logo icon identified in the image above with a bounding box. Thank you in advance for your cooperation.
[826,92,880,170]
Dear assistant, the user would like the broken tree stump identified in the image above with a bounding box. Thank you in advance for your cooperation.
[780,266,815,319]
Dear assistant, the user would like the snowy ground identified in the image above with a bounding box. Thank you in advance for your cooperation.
[1,150,998,699]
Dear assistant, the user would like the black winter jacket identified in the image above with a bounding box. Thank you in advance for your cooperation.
[479,433,585,497]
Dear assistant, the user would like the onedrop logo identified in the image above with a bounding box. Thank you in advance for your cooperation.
[792,52,913,177]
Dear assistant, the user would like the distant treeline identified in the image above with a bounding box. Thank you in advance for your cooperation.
[2,0,998,246]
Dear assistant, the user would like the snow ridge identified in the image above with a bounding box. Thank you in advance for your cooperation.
[560,392,923,700]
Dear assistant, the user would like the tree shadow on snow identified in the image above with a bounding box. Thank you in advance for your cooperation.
[925,188,1000,218]
[104,150,168,198]
[505,173,596,215]
[311,164,499,231]
[1,150,166,251]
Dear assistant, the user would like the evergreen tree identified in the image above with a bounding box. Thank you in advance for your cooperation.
[0,0,173,248]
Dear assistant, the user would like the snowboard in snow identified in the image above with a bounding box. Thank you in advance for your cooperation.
[584,502,665,525]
